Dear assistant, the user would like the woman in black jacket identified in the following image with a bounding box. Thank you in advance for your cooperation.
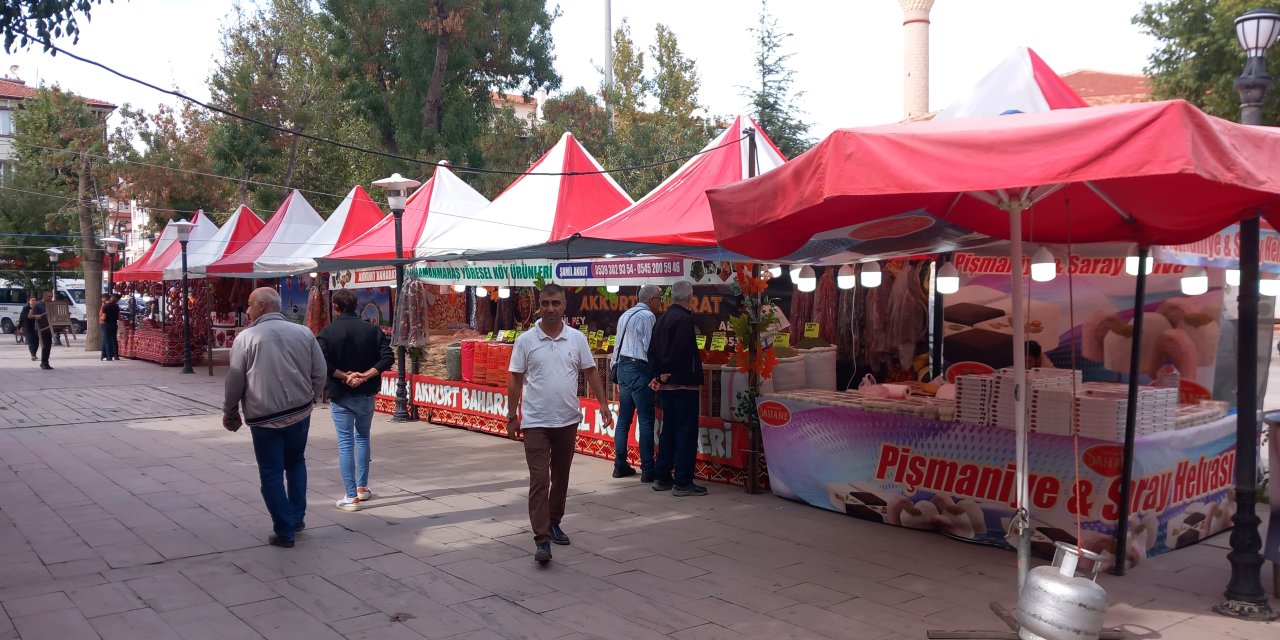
[19,296,38,360]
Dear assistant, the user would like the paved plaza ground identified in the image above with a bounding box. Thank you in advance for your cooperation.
[0,337,1276,639]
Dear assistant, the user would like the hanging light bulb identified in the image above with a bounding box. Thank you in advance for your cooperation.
[475,286,489,297]
[1124,244,1153,276]
[767,264,782,278]
[1261,276,1280,297]
[836,264,856,289]
[1030,247,1057,282]
[1225,268,1241,286]
[497,286,511,299]
[1180,267,1208,295]
[789,265,803,281]
[606,284,620,293]
[796,266,817,292]
[309,271,318,278]
[860,261,882,288]
[936,262,960,295]
[452,283,467,293]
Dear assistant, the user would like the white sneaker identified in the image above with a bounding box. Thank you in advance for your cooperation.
[335,496,360,511]
[356,487,372,501]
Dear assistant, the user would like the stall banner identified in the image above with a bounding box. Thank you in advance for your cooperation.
[556,286,739,338]
[758,394,1238,570]
[279,276,310,325]
[411,258,740,288]
[377,374,748,468]
[330,267,397,290]
[947,245,1226,399]
[1155,223,1280,274]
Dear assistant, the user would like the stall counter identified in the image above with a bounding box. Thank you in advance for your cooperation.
[120,323,207,366]
[757,392,1237,571]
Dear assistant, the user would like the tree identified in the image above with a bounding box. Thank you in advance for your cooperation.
[10,85,112,350]
[321,0,561,169]
[742,0,812,159]
[1,0,108,52]
[1134,0,1280,122]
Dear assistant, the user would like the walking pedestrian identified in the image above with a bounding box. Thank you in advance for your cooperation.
[647,280,707,496]
[609,284,661,481]
[100,294,121,361]
[506,283,613,565]
[19,296,38,361]
[317,288,393,512]
[223,287,326,549]
[30,292,54,370]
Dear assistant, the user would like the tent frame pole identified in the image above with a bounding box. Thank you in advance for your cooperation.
[1113,245,1148,576]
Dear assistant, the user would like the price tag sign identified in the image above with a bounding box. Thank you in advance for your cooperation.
[696,335,707,350]
[804,322,820,338]
[486,332,494,341]
[588,332,600,349]
[710,332,728,351]
[774,332,790,349]
[607,335,617,347]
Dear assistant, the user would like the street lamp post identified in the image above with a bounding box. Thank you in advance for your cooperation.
[1216,7,1280,622]
[372,173,422,422]
[171,220,196,375]
[101,236,124,294]
[44,247,61,292]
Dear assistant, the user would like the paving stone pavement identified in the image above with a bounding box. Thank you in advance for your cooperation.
[0,339,1275,639]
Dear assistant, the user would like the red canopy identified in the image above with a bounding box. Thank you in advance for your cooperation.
[707,100,1280,261]
[204,190,324,276]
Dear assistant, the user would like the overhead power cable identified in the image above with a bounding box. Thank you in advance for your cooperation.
[24,31,747,178]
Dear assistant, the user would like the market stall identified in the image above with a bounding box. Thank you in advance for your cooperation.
[705,99,1280,575]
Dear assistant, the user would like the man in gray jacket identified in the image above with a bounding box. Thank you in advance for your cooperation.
[224,287,326,548]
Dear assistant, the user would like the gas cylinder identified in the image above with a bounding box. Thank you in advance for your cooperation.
[1017,542,1109,640]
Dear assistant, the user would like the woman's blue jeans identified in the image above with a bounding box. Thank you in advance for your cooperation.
[332,394,375,498]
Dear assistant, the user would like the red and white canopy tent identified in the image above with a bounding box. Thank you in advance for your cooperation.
[316,163,490,270]
[172,205,266,280]
[417,132,633,259]
[115,212,219,282]
[200,190,325,277]
[472,115,785,261]
[935,46,1088,119]
[256,185,386,275]
[707,99,1280,582]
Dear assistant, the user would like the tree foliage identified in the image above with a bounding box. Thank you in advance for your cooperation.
[0,0,108,52]
[1134,0,1280,122]
[742,0,811,159]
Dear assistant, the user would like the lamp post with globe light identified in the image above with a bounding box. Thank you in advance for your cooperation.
[170,219,196,375]
[101,236,124,293]
[372,173,422,422]
[1215,7,1280,622]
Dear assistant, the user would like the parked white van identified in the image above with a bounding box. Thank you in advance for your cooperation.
[0,278,89,334]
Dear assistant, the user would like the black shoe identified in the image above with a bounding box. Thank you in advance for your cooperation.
[534,542,552,565]
[548,524,570,546]
[39,364,52,370]
[612,466,636,478]
[268,534,295,548]
[653,479,673,491]
[640,472,655,484]
[672,483,708,497]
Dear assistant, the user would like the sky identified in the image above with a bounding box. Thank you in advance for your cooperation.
[0,0,1160,140]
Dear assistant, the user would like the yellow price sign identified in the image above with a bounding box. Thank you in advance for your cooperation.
[710,332,728,351]
[773,332,790,349]
[485,332,494,341]
[696,335,707,350]
[607,334,617,347]
[804,322,820,338]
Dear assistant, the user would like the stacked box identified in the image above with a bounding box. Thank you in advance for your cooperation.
[955,375,993,426]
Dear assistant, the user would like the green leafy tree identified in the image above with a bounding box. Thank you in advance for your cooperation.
[321,0,561,171]
[10,85,112,349]
[1134,0,1280,121]
[1,0,109,52]
[742,0,812,159]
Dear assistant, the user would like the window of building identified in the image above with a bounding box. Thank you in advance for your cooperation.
[0,109,12,136]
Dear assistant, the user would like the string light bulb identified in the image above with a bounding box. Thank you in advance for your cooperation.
[860,261,882,288]
[836,265,856,289]
[936,262,960,294]
[1180,267,1208,295]
[497,287,511,299]
[796,266,817,292]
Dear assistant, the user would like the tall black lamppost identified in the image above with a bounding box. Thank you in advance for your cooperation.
[44,247,61,294]
[101,236,123,294]
[1216,7,1280,622]
[372,173,421,422]
[171,219,196,375]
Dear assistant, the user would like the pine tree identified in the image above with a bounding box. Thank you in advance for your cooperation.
[742,0,812,159]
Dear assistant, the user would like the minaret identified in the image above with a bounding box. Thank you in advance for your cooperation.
[900,0,935,119]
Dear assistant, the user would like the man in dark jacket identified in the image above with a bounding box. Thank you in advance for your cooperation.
[646,280,707,496]
[19,296,38,361]
[317,288,394,512]
[100,294,121,361]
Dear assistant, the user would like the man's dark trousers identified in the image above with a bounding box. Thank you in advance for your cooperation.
[250,417,309,542]
[654,389,700,486]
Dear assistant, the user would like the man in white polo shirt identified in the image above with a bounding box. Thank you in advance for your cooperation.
[507,283,613,565]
